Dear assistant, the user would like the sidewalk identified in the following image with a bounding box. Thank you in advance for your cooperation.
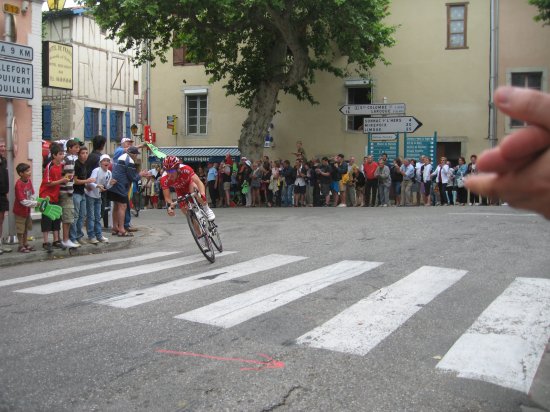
[0,223,147,268]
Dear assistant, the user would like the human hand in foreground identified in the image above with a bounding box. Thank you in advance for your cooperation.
[465,86,550,219]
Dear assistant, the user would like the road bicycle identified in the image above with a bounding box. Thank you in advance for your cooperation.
[176,191,222,263]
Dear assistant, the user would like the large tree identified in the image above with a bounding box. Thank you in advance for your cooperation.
[82,0,395,158]
[529,0,550,23]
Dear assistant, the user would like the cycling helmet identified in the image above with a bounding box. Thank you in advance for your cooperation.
[163,155,181,170]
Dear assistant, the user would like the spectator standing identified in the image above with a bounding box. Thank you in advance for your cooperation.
[72,146,95,244]
[400,158,415,206]
[291,140,307,161]
[85,135,108,228]
[59,139,80,249]
[467,155,480,205]
[445,161,456,205]
[85,154,114,243]
[251,161,262,207]
[0,141,12,254]
[281,160,295,207]
[207,162,218,207]
[318,157,332,207]
[454,156,468,205]
[363,155,379,207]
[335,154,348,207]
[375,158,391,207]
[293,158,307,207]
[421,156,433,206]
[431,157,450,206]
[354,165,366,206]
[390,158,403,206]
[13,163,36,253]
[39,144,67,251]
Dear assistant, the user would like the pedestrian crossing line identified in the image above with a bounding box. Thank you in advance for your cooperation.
[296,266,468,356]
[436,277,550,394]
[14,251,237,295]
[97,254,308,309]
[0,252,179,288]
[175,260,383,328]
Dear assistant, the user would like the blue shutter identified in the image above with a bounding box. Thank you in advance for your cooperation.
[125,111,131,138]
[84,107,93,139]
[42,105,52,140]
[109,110,118,141]
[101,109,107,136]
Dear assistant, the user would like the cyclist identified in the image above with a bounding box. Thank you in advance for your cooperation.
[160,156,216,221]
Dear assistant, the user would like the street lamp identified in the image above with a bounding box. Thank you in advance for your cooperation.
[47,0,66,11]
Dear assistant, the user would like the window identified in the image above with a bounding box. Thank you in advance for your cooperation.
[173,46,188,66]
[345,82,372,131]
[510,72,542,127]
[84,107,100,139]
[447,3,468,49]
[133,81,139,95]
[111,57,125,90]
[186,93,208,135]
[109,110,125,141]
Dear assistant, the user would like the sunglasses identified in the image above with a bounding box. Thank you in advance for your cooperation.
[166,169,178,174]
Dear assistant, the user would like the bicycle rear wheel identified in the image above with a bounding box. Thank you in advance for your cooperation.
[208,222,223,252]
[186,209,215,263]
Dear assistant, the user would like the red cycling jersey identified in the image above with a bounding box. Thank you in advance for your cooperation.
[160,164,196,196]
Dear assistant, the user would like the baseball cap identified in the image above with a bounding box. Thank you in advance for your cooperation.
[100,154,111,162]
[121,137,134,144]
[127,146,140,155]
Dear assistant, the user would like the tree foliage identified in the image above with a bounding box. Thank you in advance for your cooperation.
[82,0,395,157]
[529,0,550,24]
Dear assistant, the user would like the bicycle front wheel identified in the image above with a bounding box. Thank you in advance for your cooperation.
[186,209,215,263]
[208,222,223,252]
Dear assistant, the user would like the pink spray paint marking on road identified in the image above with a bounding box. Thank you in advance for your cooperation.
[156,349,285,371]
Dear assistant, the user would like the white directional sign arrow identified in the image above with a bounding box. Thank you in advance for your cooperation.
[340,103,406,116]
[363,116,422,134]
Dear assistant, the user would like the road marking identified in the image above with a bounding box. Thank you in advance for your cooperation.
[296,266,468,355]
[97,254,308,308]
[15,252,237,295]
[437,277,550,393]
[0,252,179,288]
[176,260,383,328]
[448,213,538,217]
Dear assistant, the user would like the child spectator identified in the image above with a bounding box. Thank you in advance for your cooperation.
[85,154,114,243]
[13,163,36,253]
[39,143,68,251]
[72,146,94,244]
[59,139,80,249]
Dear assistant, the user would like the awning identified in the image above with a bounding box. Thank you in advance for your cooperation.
[156,146,241,163]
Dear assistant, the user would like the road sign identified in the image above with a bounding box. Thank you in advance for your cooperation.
[0,58,33,99]
[404,134,437,163]
[340,103,406,116]
[368,133,399,166]
[3,3,20,14]
[363,116,422,134]
[0,41,33,61]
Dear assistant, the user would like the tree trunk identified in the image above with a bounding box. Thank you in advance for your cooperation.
[238,80,280,160]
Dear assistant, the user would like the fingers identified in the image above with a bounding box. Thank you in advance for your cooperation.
[494,87,550,132]
[464,173,500,198]
[498,125,550,161]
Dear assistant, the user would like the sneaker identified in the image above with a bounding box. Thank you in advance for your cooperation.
[78,238,87,245]
[88,238,99,244]
[98,237,109,243]
[52,240,63,249]
[337,204,347,207]
[62,240,80,248]
[203,205,216,221]
[0,245,12,253]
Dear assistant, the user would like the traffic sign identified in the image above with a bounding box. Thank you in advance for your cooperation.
[0,58,33,99]
[340,103,406,116]
[0,41,33,61]
[3,3,20,14]
[363,116,422,134]
[404,134,437,163]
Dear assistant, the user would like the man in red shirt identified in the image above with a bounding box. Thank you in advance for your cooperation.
[160,156,215,221]
[39,143,69,251]
[363,155,379,207]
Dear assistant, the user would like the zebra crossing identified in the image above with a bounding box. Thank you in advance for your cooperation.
[3,251,550,394]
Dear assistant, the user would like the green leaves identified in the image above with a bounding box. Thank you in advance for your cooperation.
[529,0,550,24]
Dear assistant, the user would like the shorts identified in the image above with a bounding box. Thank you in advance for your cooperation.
[330,181,339,194]
[338,181,346,192]
[223,182,231,191]
[59,193,75,224]
[0,193,8,212]
[320,183,331,197]
[422,182,431,195]
[41,202,61,232]
[16,215,32,234]
[108,190,128,204]
[294,185,306,194]
[393,181,402,195]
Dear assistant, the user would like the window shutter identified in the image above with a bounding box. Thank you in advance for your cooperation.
[84,107,93,139]
[125,112,131,138]
[42,105,52,140]
[109,110,118,141]
[101,109,107,136]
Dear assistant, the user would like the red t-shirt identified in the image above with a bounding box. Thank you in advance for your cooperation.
[364,162,378,180]
[39,162,63,203]
[13,179,34,217]
[160,164,195,196]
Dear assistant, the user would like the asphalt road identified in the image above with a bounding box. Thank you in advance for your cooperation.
[1,205,549,411]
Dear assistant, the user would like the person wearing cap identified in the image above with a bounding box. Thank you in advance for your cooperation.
[85,154,115,243]
[237,157,253,207]
[108,146,148,236]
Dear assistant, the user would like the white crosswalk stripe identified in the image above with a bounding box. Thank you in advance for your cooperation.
[0,252,179,288]
[96,254,308,308]
[296,266,468,356]
[175,260,383,328]
[437,277,550,393]
[15,251,237,295]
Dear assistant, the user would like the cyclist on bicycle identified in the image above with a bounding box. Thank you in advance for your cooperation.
[161,156,216,221]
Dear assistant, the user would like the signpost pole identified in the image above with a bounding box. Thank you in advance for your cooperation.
[3,13,16,244]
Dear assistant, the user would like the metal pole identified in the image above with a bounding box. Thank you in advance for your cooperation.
[488,0,499,148]
[4,13,17,244]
